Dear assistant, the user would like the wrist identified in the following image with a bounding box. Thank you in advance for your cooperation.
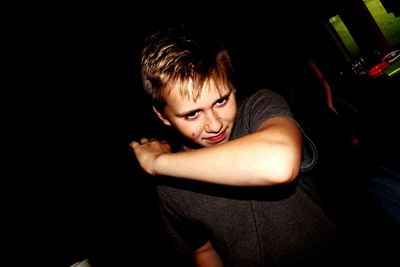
[151,153,167,176]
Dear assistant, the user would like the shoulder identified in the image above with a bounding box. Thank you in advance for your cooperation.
[247,88,284,99]
[232,88,293,138]
[237,88,291,116]
[239,89,288,107]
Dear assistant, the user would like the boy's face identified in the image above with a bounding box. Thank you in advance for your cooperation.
[154,84,237,147]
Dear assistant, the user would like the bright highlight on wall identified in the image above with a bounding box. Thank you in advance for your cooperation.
[329,15,360,58]
[363,0,400,48]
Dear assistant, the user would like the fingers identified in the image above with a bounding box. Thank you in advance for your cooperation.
[139,137,149,144]
[129,137,171,155]
[139,137,157,144]
[129,140,139,151]
[129,138,163,150]
[160,139,171,150]
[129,138,150,152]
[130,137,169,147]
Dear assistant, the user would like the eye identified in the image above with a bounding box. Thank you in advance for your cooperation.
[215,96,228,107]
[184,111,200,120]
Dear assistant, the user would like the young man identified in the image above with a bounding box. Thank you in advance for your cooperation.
[129,24,353,267]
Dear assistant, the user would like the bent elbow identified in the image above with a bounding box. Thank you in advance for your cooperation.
[262,160,300,186]
[274,168,298,185]
[274,148,302,185]
[279,165,300,184]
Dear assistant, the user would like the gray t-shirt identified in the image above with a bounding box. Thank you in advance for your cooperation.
[156,89,348,267]
[231,89,317,171]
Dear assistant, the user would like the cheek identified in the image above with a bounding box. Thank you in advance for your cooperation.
[176,122,203,140]
[221,105,237,122]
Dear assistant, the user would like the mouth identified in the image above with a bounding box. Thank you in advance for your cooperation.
[206,130,226,144]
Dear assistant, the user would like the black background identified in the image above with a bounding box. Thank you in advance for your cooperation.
[9,2,398,266]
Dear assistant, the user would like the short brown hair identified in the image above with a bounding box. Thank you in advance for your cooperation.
[140,24,234,109]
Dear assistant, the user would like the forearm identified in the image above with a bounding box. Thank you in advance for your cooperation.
[154,120,302,186]
[193,241,224,267]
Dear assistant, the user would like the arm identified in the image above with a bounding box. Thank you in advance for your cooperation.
[130,116,302,186]
[193,241,224,267]
[308,59,338,115]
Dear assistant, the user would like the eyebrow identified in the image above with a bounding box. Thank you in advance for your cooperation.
[175,91,232,117]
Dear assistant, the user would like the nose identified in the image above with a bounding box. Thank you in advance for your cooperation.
[204,110,223,133]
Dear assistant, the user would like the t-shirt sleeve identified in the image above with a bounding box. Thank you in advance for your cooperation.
[235,89,317,171]
[292,120,318,171]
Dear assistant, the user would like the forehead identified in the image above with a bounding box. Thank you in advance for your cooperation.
[165,76,232,102]
[164,80,232,111]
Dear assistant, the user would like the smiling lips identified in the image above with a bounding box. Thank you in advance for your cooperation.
[206,130,226,143]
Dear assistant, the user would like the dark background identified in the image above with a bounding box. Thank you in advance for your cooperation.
[9,1,399,266]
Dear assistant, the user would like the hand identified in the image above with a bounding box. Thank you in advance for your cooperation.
[129,137,171,175]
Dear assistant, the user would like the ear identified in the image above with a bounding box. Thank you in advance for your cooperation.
[152,106,172,126]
